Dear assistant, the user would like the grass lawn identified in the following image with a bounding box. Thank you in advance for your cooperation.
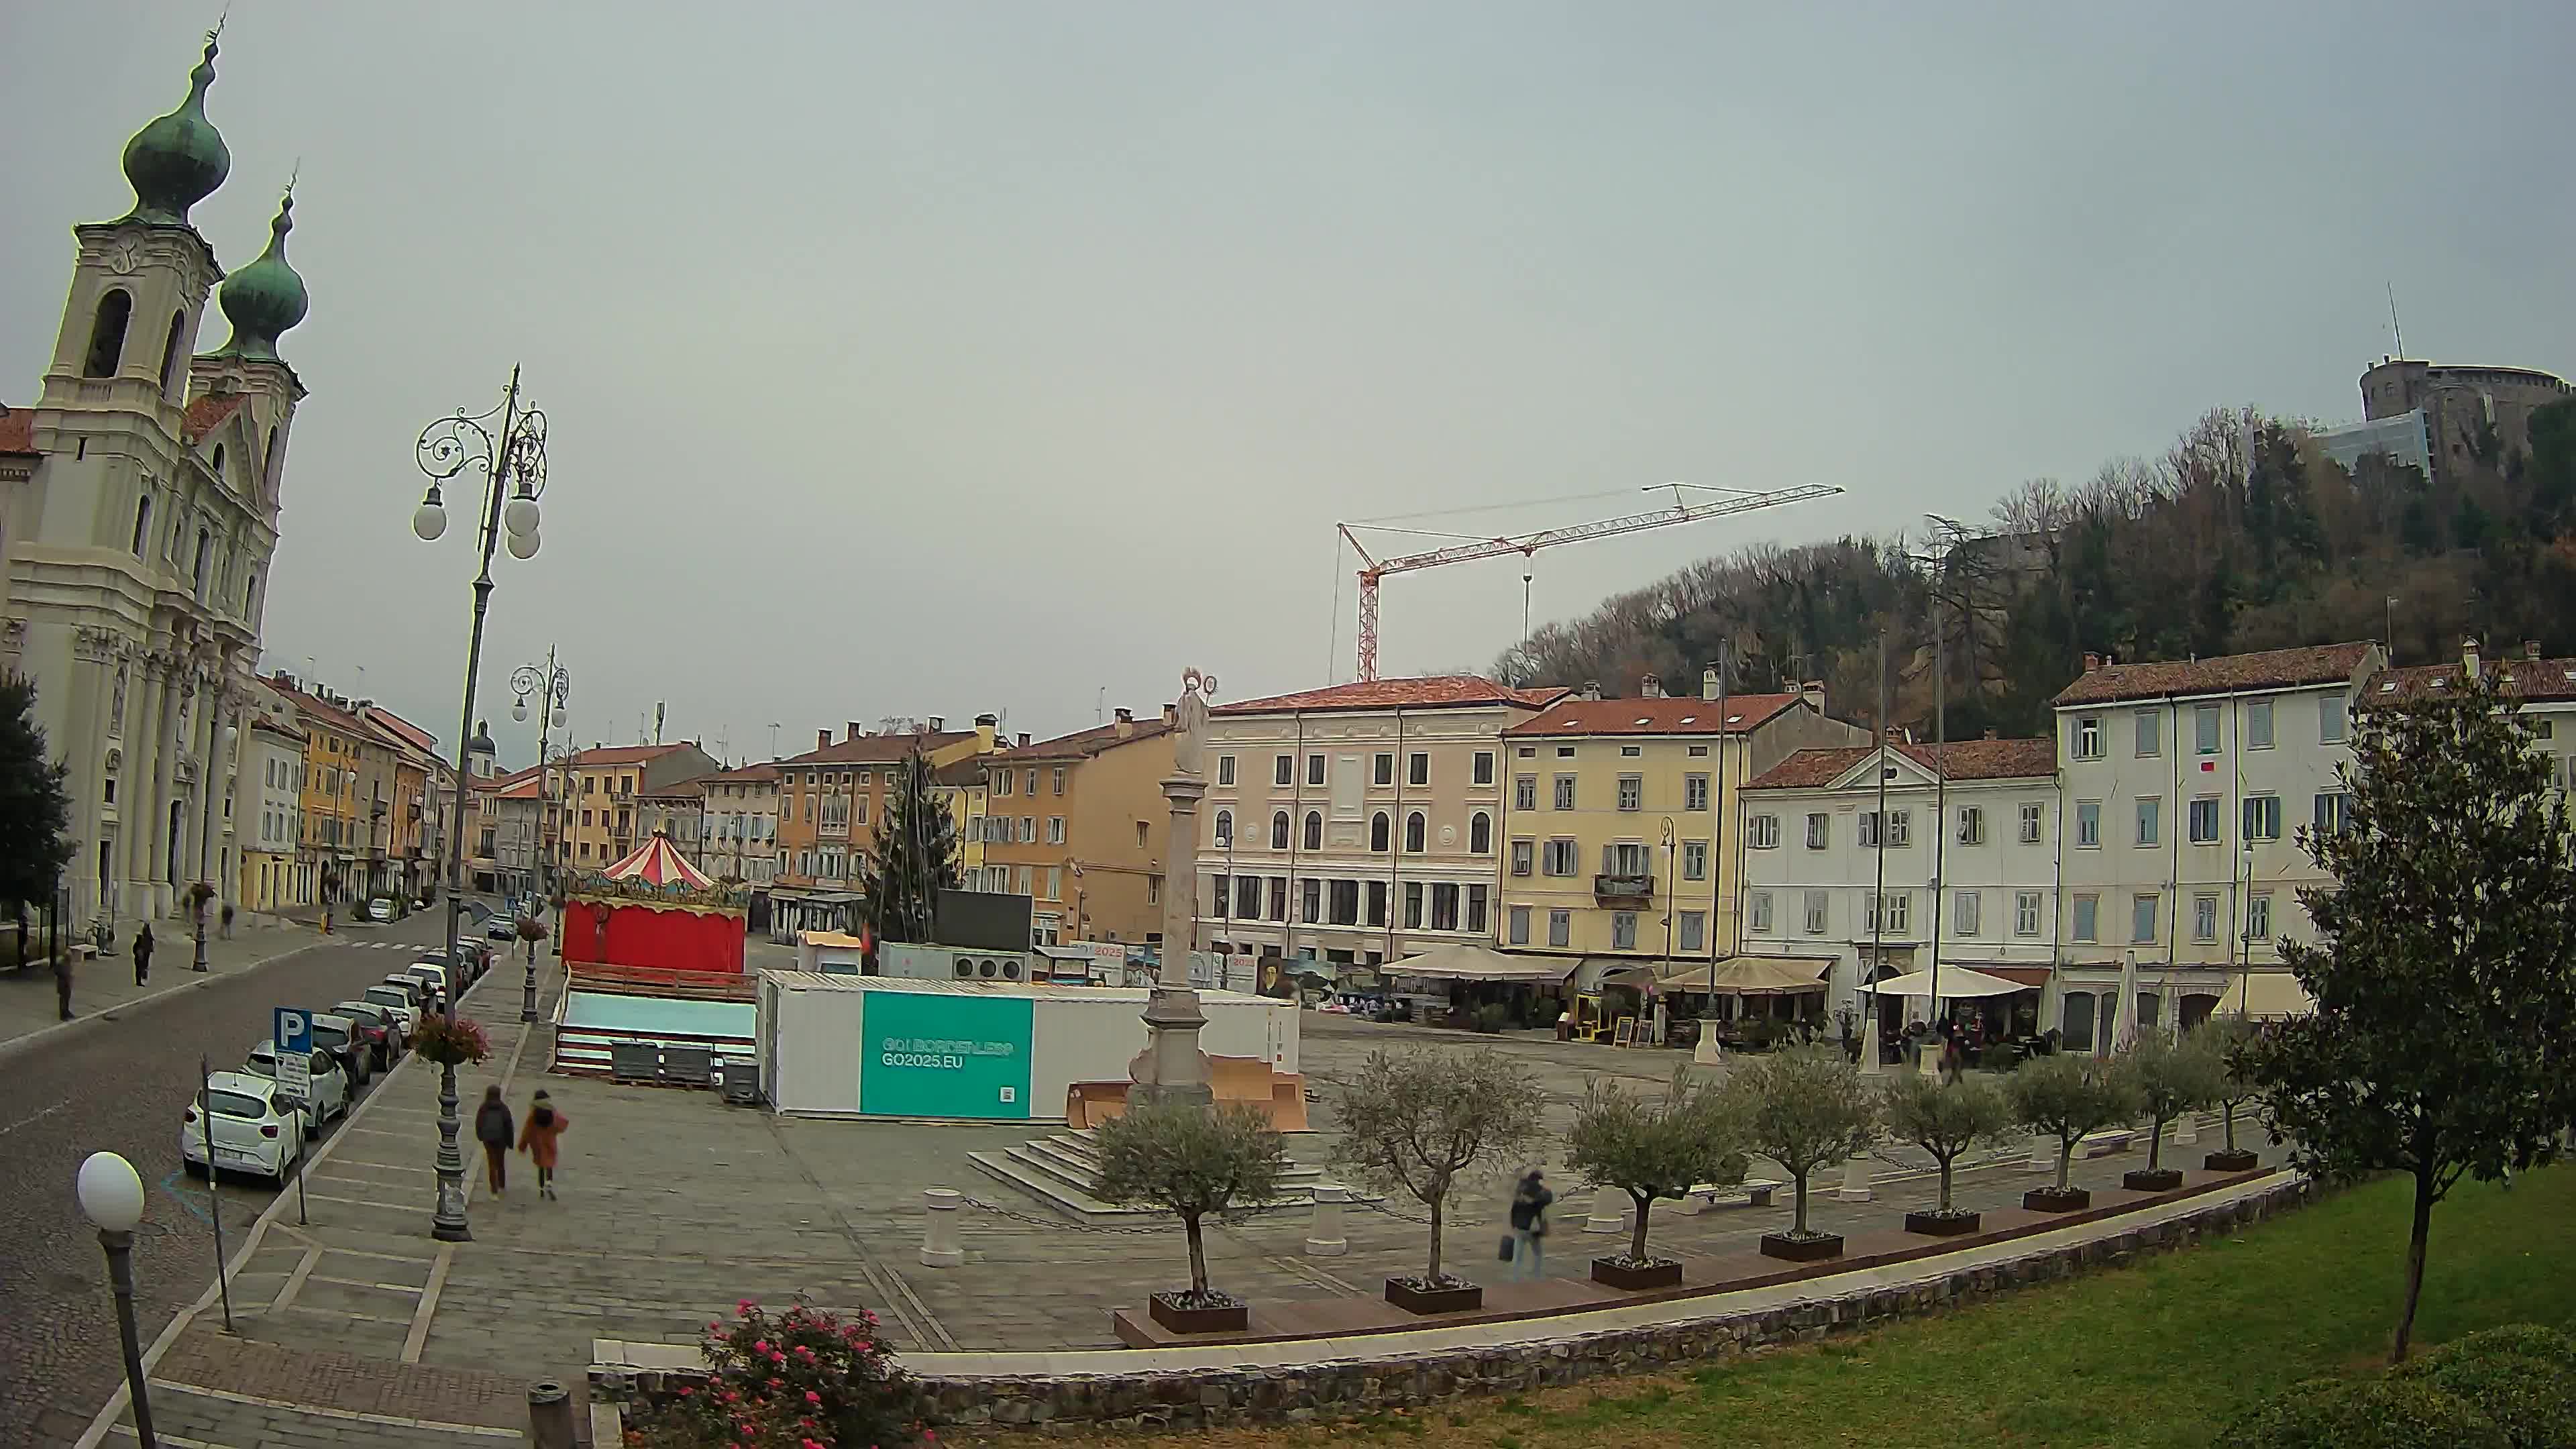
[1028,1165,2573,1449]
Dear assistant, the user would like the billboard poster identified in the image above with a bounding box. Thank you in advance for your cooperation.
[859,991,1034,1120]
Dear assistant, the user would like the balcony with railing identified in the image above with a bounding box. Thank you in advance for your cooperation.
[1594,873,1655,904]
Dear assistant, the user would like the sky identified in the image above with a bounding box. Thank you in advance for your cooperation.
[7,3,2573,767]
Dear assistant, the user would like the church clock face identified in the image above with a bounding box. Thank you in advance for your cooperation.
[106,238,141,275]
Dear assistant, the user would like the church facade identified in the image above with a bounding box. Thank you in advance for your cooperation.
[0,30,312,928]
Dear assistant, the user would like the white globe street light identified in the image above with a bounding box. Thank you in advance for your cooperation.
[75,1150,158,1446]
[503,490,540,539]
[506,528,540,561]
[412,488,447,542]
[76,1150,144,1232]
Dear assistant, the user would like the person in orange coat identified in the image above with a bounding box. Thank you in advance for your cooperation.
[517,1089,570,1200]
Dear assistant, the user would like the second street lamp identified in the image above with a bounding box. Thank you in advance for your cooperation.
[411,366,550,1243]
[511,651,569,1023]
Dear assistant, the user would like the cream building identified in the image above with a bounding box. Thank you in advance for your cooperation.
[697,761,782,885]
[237,715,305,912]
[1191,676,1564,969]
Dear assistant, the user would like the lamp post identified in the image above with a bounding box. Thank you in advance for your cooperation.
[512,651,570,1024]
[76,1151,158,1448]
[412,367,550,1243]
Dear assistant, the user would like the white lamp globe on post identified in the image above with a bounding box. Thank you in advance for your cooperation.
[506,528,541,561]
[412,486,448,542]
[76,1150,158,1448]
[503,488,540,539]
[513,698,527,722]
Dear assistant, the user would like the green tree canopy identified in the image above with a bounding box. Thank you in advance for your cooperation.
[1093,1103,1289,1304]
[858,750,959,945]
[0,676,74,914]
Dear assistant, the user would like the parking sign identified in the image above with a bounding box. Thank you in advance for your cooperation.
[274,1006,312,1104]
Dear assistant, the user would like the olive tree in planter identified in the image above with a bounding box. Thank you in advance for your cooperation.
[2006,1053,2139,1212]
[2194,1018,2265,1172]
[1882,1071,2017,1236]
[1566,1065,1743,1289]
[2114,1032,2225,1191]
[1330,1048,1545,1313]
[1093,1103,1290,1334]
[1723,1044,1879,1262]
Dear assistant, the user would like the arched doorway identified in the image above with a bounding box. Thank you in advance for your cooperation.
[2061,991,2096,1053]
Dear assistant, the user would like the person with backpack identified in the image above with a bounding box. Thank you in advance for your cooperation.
[1506,1169,1554,1281]
[131,922,154,986]
[517,1089,569,1200]
[474,1085,515,1195]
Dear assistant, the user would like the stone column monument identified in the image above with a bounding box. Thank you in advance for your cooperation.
[1130,667,1218,1110]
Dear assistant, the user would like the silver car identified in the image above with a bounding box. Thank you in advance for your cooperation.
[243,1040,349,1136]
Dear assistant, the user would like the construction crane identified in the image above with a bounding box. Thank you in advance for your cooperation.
[1338,481,1845,682]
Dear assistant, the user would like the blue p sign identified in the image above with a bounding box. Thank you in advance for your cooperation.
[274,1007,311,1056]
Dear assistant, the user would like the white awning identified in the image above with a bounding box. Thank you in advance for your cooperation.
[1863,966,2025,999]
[1602,955,1833,995]
[1386,944,1580,983]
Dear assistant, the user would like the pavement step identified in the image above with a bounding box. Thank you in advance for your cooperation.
[968,1142,1354,1224]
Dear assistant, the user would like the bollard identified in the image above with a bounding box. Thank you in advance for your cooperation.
[1582,1193,1626,1234]
[2026,1131,2054,1172]
[527,1381,575,1449]
[920,1187,965,1268]
[1304,1184,1349,1256]
[2174,1110,2198,1146]
[1833,1154,1874,1202]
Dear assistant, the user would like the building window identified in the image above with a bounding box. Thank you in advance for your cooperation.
[1046,866,1063,900]
[1610,910,1637,950]
[1052,767,1067,794]
[1330,879,1359,925]
[2076,800,2100,848]
[1956,806,1985,845]
[1684,773,1709,810]
[1860,810,1910,847]
[1465,883,1487,934]
[1472,751,1494,786]
[1513,775,1537,810]
[84,288,132,377]
[1748,892,1773,932]
[1403,880,1422,928]
[1548,909,1571,948]
[1748,814,1780,849]
[2320,696,2348,744]
[1553,775,1576,810]
[1617,775,1642,812]
[2193,893,2219,943]
[2074,716,2102,760]
[1047,816,1066,845]
[1954,890,1981,936]
[1303,877,1323,922]
[1304,810,1323,851]
[1367,879,1388,927]
[1274,754,1293,786]
[1236,875,1261,918]
[2195,704,2221,755]
[1803,890,1829,935]
[1217,755,1236,786]
[2019,801,2043,843]
[1271,811,1290,849]
[2135,710,2161,758]
[1677,839,1707,880]
[1407,752,1429,787]
[1556,745,1574,759]
[2189,797,2221,844]
[1510,839,1534,875]
[2015,891,2042,936]
[1542,838,1578,875]
[2132,893,2159,944]
[2073,894,2099,943]
[1805,812,1829,850]
[2246,892,2273,941]
[1373,753,1394,786]
[1468,811,1491,853]
[1508,905,1531,945]
[1214,809,1232,847]
[1148,876,1161,906]
[1371,812,1390,851]
[994,771,1011,796]
[129,495,152,555]
[2242,795,2282,842]
[2245,701,2275,750]
[1269,877,1287,920]
[1864,891,1909,935]
[2135,797,2161,847]
[1308,753,1326,786]
[1403,811,1425,853]
[1018,816,1036,843]
[2314,791,2351,835]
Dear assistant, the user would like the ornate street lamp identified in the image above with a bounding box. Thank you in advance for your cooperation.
[411,368,549,1243]
[76,1151,158,1448]
[511,651,569,1023]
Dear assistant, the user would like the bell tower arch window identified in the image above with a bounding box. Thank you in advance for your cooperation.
[157,311,187,394]
[85,288,133,378]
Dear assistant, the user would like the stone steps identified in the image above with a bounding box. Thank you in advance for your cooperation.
[967,1128,1356,1225]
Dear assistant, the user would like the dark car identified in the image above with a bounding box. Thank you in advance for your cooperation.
[306,1013,372,1091]
[333,1000,402,1071]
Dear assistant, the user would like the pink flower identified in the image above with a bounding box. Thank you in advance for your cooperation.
[753,1340,770,1354]
[738,1299,758,1315]
[804,1391,822,1405]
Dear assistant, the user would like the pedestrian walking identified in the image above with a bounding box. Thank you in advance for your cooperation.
[219,902,235,939]
[517,1089,568,1200]
[131,922,154,986]
[474,1085,515,1196]
[1506,1169,1554,1282]
[54,947,73,1022]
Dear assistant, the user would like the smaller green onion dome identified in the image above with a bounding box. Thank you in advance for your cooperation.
[213,191,309,362]
[119,34,230,227]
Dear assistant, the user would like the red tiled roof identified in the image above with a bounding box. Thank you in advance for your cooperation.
[359,705,439,758]
[2370,657,2576,704]
[1504,694,1803,738]
[773,731,976,767]
[1215,676,1567,716]
[262,678,367,737]
[247,717,306,744]
[996,717,1173,761]
[2049,643,2377,707]
[931,757,989,788]
[697,762,781,784]
[0,407,35,456]
[182,393,249,443]
[567,743,690,767]
[1746,737,2057,791]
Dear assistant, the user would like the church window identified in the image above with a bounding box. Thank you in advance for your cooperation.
[129,496,152,556]
[158,311,186,394]
[211,443,225,485]
[85,289,132,378]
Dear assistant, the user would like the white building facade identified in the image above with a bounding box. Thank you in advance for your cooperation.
[238,717,305,912]
[699,763,782,885]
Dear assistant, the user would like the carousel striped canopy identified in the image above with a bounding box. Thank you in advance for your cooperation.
[596,832,713,890]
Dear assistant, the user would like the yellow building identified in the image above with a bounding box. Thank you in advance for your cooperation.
[932,756,993,892]
[979,708,1175,946]
[1497,674,1863,973]
[558,741,721,872]
[261,678,368,907]
[769,717,998,938]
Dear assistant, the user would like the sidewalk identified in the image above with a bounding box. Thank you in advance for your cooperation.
[0,916,330,1057]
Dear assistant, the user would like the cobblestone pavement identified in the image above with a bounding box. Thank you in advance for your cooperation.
[0,911,464,1448]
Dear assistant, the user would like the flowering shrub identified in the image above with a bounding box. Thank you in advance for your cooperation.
[627,1299,910,1448]
[516,915,549,942]
[409,1012,492,1067]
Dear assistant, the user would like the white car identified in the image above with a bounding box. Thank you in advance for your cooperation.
[402,963,451,1005]
[181,1071,307,1184]
[244,1040,350,1135]
[360,983,421,1035]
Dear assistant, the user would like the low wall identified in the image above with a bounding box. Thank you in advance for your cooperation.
[594,1176,2310,1434]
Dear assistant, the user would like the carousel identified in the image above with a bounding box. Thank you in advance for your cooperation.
[561,831,749,977]
[551,831,757,1082]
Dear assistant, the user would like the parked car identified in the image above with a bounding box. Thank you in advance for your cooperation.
[378,973,433,1009]
[182,1072,306,1184]
[364,895,401,923]
[245,1038,352,1132]
[486,912,519,941]
[359,984,421,1037]
[305,1012,374,1091]
[402,963,451,1008]
[333,1000,405,1071]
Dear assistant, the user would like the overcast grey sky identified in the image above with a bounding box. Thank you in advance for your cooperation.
[8,3,2571,764]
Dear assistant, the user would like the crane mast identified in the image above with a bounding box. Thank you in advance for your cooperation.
[1340,482,1844,682]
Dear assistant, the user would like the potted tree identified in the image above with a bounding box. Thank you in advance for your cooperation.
[1883,1071,2017,1235]
[1091,1103,1289,1334]
[2196,1018,2265,1172]
[1330,1048,1545,1313]
[2115,1031,2224,1191]
[1566,1065,1742,1289]
[1723,1044,1879,1262]
[2006,1053,2139,1212]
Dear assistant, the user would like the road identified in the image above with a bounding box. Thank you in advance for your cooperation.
[0,912,467,1448]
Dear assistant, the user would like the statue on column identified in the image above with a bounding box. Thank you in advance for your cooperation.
[1171,667,1216,777]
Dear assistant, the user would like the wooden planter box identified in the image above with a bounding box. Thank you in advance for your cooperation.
[1383,1277,1483,1315]
[1758,1231,1844,1263]
[1146,1292,1249,1335]
[2024,1186,2091,1213]
[2123,1168,2185,1192]
[1591,1256,1684,1290]
[2204,1148,2260,1173]
[1904,1210,1982,1236]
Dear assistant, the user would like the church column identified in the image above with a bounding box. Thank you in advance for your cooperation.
[125,659,168,914]
[148,661,184,918]
[61,632,115,922]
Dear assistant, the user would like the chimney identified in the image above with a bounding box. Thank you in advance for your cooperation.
[1114,706,1135,738]
[2462,636,2481,678]
[2527,640,2543,661]
[2082,651,2101,672]
[1639,674,1664,698]
[1984,728,1998,740]
[974,712,999,751]
[1016,732,1031,748]
[1799,680,1828,710]
[817,729,831,752]
[1581,680,1603,702]
[928,716,945,733]
[1162,702,1177,726]
[1701,666,1721,701]
[847,721,864,742]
